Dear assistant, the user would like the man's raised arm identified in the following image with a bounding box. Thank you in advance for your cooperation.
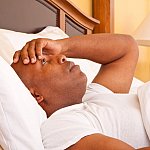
[61,34,138,93]
[13,33,139,93]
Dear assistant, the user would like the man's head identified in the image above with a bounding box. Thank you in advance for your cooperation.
[11,54,87,116]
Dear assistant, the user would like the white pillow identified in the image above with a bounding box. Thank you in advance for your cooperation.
[0,32,15,65]
[0,26,68,64]
[137,81,150,140]
[0,56,46,150]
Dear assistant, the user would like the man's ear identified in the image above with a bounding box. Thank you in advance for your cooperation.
[29,88,44,104]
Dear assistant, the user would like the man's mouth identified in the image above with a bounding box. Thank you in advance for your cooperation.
[69,62,75,71]
[69,62,80,72]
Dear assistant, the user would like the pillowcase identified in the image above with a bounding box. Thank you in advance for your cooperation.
[0,32,15,65]
[0,26,69,64]
[137,81,150,141]
[0,56,46,150]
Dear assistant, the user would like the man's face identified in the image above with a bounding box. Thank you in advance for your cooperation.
[32,54,87,96]
[12,54,87,111]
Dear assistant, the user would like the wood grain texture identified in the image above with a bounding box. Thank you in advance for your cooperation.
[48,0,100,35]
[93,0,114,33]
[0,0,99,35]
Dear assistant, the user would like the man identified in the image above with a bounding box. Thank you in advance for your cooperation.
[12,33,150,150]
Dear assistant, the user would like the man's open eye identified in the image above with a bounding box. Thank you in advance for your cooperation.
[42,58,47,65]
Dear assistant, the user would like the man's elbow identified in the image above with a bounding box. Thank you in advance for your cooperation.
[124,35,139,62]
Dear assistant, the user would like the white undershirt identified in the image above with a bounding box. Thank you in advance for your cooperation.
[41,83,150,150]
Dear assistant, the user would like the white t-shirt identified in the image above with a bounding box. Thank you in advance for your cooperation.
[41,83,150,150]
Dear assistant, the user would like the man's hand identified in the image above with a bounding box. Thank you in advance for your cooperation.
[13,38,66,64]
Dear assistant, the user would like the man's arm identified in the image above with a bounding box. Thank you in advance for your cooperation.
[66,133,135,150]
[66,133,150,150]
[62,34,139,93]
[13,33,139,93]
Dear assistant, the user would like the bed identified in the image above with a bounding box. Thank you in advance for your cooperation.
[0,0,144,150]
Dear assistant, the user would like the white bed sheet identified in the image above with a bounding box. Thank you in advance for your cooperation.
[138,81,150,140]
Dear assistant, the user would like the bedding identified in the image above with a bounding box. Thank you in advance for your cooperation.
[0,26,69,64]
[138,81,150,140]
[0,56,46,150]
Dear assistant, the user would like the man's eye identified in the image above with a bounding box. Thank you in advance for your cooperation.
[42,59,47,65]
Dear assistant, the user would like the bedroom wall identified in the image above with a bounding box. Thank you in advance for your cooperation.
[70,0,92,16]
[114,0,150,82]
[70,0,150,82]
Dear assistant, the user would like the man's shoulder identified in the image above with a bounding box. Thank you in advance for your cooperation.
[45,103,85,121]
[86,83,113,93]
[82,83,113,102]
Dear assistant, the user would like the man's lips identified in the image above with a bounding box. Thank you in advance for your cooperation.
[69,61,80,72]
[69,62,75,71]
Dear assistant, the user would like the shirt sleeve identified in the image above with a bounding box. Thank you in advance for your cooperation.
[82,83,113,102]
[41,104,100,150]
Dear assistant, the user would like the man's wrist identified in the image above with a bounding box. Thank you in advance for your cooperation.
[59,38,72,57]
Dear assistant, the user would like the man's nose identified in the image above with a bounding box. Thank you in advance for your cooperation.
[49,54,67,64]
[57,54,67,64]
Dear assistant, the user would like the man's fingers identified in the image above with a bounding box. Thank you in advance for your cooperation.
[20,44,30,64]
[35,39,45,59]
[28,41,37,63]
[13,38,51,64]
[13,50,21,63]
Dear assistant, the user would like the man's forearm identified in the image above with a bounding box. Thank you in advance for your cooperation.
[62,33,138,64]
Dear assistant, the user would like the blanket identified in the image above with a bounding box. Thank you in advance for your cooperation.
[138,81,150,140]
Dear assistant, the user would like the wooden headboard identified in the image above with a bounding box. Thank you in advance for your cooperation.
[0,0,99,36]
[93,0,114,33]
